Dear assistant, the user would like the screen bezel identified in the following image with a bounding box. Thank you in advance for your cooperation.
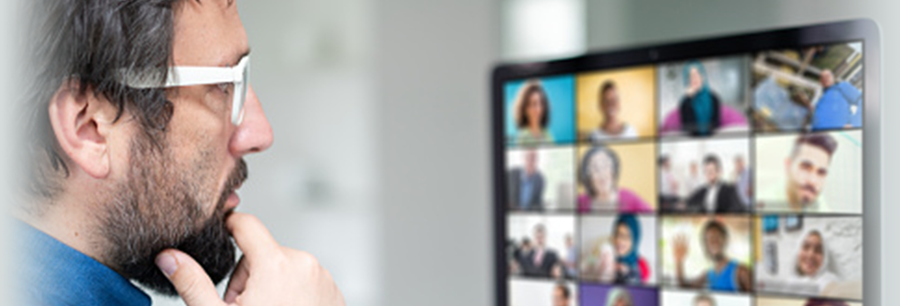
[490,19,881,306]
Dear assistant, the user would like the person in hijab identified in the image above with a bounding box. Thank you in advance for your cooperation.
[660,61,748,136]
[612,215,651,285]
[604,287,635,306]
[680,61,721,135]
[514,80,555,145]
[577,146,652,213]
[794,230,839,295]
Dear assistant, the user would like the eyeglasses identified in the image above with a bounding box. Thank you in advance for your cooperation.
[120,56,250,125]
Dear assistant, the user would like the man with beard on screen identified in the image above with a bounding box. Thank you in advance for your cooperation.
[15,0,344,305]
[757,133,838,213]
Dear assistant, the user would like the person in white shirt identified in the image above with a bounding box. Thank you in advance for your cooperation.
[590,81,638,143]
[685,161,704,196]
[659,156,681,210]
[732,155,752,207]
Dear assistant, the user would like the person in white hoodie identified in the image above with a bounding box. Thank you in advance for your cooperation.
[794,230,839,295]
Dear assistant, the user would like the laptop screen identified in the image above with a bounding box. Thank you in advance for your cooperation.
[495,22,871,306]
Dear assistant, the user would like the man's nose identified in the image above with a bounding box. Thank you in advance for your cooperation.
[229,85,274,156]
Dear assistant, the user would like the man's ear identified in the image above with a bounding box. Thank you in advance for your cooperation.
[47,81,119,179]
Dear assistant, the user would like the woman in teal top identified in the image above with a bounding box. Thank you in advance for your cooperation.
[514,80,555,145]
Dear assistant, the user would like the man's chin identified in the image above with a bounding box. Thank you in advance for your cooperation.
[125,217,237,297]
[800,196,818,206]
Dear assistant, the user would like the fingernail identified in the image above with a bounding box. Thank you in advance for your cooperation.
[156,252,178,277]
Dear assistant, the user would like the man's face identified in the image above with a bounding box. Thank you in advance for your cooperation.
[696,300,712,306]
[704,228,726,261]
[525,150,538,173]
[820,70,835,88]
[534,228,546,247]
[552,287,569,306]
[786,144,831,206]
[735,157,745,172]
[704,162,719,184]
[102,0,273,296]
[601,88,620,119]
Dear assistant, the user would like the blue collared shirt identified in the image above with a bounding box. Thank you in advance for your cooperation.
[519,171,538,210]
[17,221,151,306]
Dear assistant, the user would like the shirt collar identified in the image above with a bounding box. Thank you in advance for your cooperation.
[17,220,152,306]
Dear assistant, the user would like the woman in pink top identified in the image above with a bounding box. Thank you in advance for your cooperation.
[577,146,653,213]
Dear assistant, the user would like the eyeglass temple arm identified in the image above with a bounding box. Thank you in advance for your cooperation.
[122,66,242,89]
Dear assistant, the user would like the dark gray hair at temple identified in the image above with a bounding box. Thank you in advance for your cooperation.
[21,0,186,205]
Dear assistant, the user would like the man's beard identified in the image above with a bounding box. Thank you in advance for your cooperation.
[99,132,248,296]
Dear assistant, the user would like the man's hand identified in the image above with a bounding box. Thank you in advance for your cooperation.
[672,234,689,263]
[154,213,345,306]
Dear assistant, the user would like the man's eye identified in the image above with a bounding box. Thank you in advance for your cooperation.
[217,83,231,95]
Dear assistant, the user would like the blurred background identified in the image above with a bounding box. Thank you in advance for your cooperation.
[164,1,897,305]
[3,0,898,305]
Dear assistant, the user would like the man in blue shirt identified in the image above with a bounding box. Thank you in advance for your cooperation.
[812,70,863,131]
[518,150,545,210]
[17,1,344,305]
[672,220,752,292]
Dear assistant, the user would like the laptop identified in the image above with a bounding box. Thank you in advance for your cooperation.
[492,19,881,306]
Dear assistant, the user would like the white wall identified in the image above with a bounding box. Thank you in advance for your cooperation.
[0,1,19,305]
[375,0,498,305]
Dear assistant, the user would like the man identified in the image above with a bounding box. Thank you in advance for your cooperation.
[732,156,752,207]
[659,156,680,210]
[562,234,578,278]
[17,1,344,305]
[685,161,704,195]
[694,294,716,306]
[812,69,862,131]
[507,149,545,211]
[757,133,837,212]
[589,80,638,142]
[673,220,752,292]
[684,155,746,213]
[520,224,562,279]
[552,283,571,306]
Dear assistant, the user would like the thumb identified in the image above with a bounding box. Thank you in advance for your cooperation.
[155,249,225,306]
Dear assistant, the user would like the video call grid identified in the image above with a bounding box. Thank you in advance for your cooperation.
[502,42,865,305]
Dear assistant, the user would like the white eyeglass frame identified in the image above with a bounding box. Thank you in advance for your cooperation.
[121,55,250,125]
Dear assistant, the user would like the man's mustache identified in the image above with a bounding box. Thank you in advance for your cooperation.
[799,184,819,195]
[217,159,248,212]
